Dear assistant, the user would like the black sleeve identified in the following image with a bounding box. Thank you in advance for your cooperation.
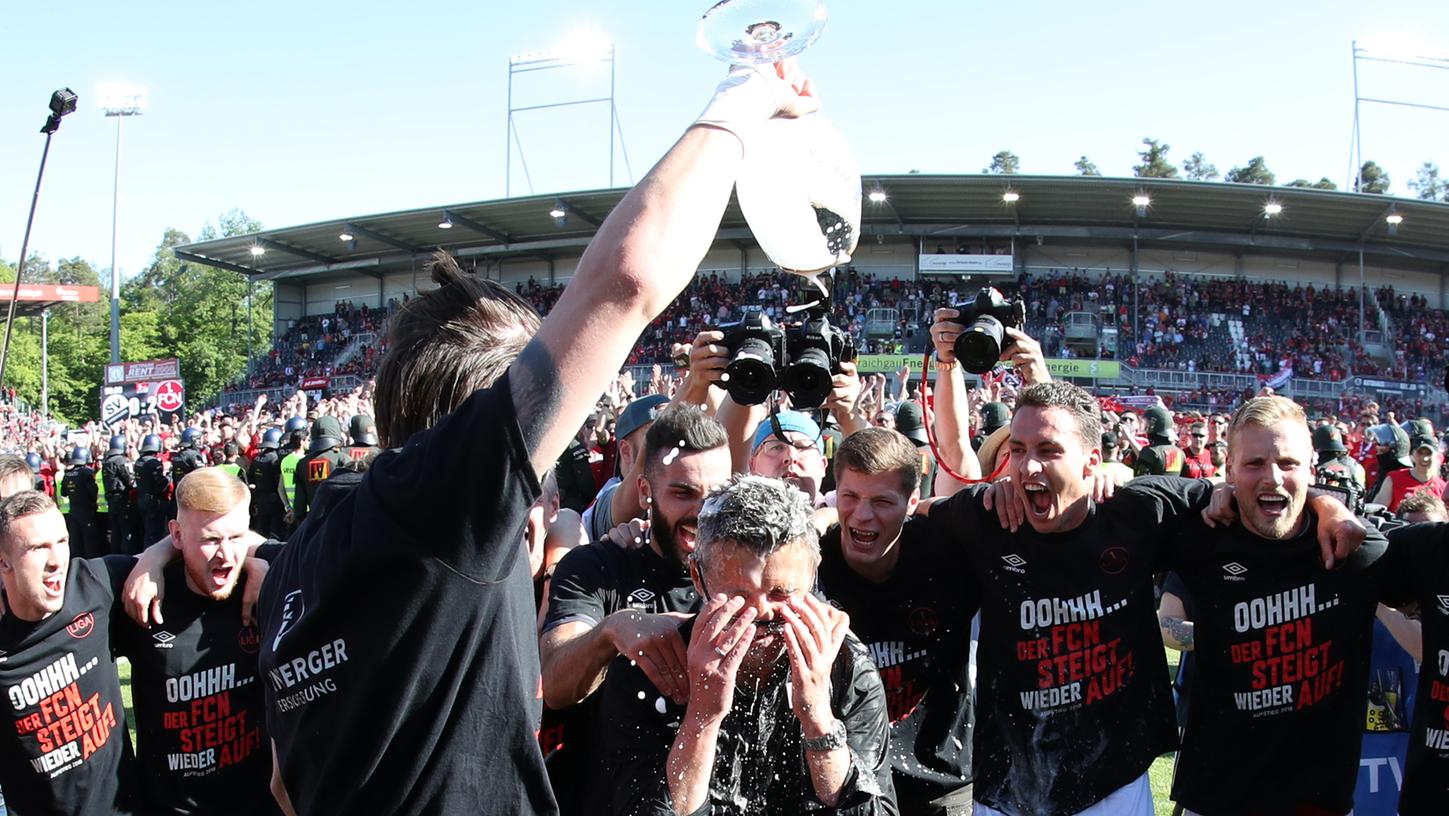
[361,373,542,576]
[542,545,611,633]
[923,485,991,548]
[255,540,286,562]
[1380,522,1447,608]
[815,636,898,815]
[602,657,681,816]
[1161,571,1195,621]
[1115,477,1213,569]
[96,554,139,601]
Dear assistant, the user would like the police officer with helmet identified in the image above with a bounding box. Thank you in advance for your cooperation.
[278,416,308,533]
[171,427,207,483]
[101,433,137,554]
[135,433,171,547]
[1312,424,1366,490]
[1134,404,1184,477]
[60,445,101,558]
[23,452,44,493]
[346,414,381,465]
[248,427,286,539]
[293,415,349,526]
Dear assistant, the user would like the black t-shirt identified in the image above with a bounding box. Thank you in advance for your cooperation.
[817,516,978,808]
[113,549,284,816]
[596,616,896,816]
[257,376,552,816]
[0,556,138,816]
[1167,511,1390,815]
[1378,522,1449,816]
[542,538,700,815]
[930,476,1210,815]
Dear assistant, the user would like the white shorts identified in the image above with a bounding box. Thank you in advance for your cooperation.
[974,772,1153,816]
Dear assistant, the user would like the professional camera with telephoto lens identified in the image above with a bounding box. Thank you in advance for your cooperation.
[949,287,1027,375]
[1313,463,1364,516]
[718,311,856,407]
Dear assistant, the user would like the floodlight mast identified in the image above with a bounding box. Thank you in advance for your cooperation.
[505,40,632,197]
[100,83,148,366]
[1347,40,1449,191]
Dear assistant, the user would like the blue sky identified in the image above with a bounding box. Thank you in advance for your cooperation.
[3,0,1447,282]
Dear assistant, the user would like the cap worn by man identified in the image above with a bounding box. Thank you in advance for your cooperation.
[752,410,824,453]
[616,395,669,444]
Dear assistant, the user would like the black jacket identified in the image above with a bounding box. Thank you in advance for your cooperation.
[101,453,134,507]
[596,617,898,816]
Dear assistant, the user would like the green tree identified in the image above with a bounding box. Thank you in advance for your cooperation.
[1355,161,1391,194]
[1133,138,1177,178]
[1408,162,1445,201]
[1074,156,1100,176]
[1285,177,1339,190]
[121,211,273,408]
[1182,151,1218,181]
[1225,156,1276,186]
[983,151,1020,174]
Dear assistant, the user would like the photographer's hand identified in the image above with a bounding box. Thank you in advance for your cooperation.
[1002,327,1051,385]
[930,308,961,365]
[676,330,729,409]
[826,361,865,436]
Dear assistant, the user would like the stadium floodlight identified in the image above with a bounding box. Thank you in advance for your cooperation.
[1386,211,1403,235]
[549,200,569,222]
[1132,194,1150,218]
[338,229,354,242]
[437,213,453,229]
[867,190,888,204]
[1002,191,1020,203]
[1263,201,1283,217]
[249,245,266,257]
[100,82,148,366]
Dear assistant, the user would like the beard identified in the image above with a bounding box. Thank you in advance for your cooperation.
[649,503,694,575]
[186,559,239,601]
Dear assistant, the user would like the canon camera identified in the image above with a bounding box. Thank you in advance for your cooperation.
[950,287,1027,375]
[718,311,856,407]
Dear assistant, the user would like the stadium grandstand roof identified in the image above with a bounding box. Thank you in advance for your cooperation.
[175,175,1449,282]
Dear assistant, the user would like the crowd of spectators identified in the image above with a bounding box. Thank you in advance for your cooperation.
[235,299,395,390]
[199,267,1444,425]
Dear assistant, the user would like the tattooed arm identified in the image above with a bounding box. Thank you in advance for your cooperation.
[1158,590,1195,652]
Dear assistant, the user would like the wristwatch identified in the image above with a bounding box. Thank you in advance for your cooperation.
[801,718,848,752]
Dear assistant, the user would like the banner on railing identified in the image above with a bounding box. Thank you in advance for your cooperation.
[300,377,331,391]
[1259,366,1294,390]
[1351,376,1426,395]
[918,254,1015,275]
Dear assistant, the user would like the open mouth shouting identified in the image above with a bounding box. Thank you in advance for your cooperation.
[1023,482,1053,518]
[1255,493,1290,518]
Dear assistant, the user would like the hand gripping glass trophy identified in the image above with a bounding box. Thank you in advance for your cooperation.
[698,0,861,282]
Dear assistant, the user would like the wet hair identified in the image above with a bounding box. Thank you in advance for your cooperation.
[373,252,542,448]
[694,475,818,570]
[1396,491,1448,522]
[1015,382,1102,452]
[175,468,250,514]
[642,405,728,480]
[0,491,55,552]
[833,428,920,497]
[1229,396,1307,448]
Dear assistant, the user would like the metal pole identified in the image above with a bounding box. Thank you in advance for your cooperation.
[0,131,56,390]
[506,61,514,197]
[1358,246,1366,350]
[1351,41,1363,192]
[247,279,254,377]
[40,309,48,416]
[109,115,123,364]
[609,46,616,187]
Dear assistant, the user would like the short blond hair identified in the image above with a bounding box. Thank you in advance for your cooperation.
[1228,396,1307,447]
[175,468,249,514]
